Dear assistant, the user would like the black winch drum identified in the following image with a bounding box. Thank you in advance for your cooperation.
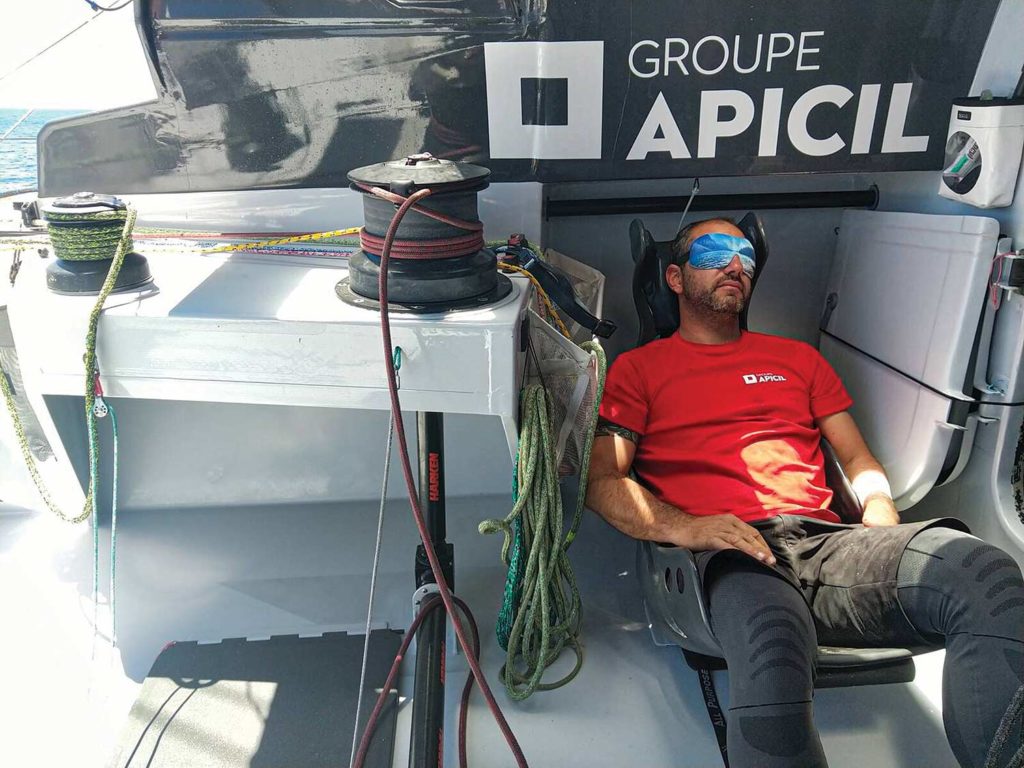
[336,154,512,312]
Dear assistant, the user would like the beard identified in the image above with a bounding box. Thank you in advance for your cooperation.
[683,270,747,315]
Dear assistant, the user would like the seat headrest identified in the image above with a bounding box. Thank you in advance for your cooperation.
[629,213,770,346]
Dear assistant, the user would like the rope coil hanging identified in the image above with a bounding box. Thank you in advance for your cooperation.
[0,203,134,646]
[480,339,607,700]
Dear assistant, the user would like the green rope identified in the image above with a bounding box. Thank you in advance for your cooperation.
[83,207,135,524]
[0,206,134,640]
[1,363,97,523]
[45,208,134,262]
[480,339,607,700]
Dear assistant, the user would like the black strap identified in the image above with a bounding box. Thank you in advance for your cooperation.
[688,651,729,767]
[821,328,1024,408]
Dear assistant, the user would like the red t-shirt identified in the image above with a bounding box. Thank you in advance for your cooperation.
[599,331,852,523]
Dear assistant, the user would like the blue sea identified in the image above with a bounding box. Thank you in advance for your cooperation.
[0,108,85,194]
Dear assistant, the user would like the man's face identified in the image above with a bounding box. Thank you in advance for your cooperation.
[675,223,753,316]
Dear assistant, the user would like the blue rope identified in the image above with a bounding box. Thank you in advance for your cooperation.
[496,457,525,651]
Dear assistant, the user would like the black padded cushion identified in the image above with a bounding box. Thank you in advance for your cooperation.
[629,212,769,346]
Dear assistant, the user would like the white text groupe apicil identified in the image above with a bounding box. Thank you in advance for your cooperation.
[624,31,929,160]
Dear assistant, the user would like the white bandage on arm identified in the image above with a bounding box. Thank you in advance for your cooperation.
[850,469,893,506]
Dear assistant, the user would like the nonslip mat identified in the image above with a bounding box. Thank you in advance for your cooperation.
[111,630,402,768]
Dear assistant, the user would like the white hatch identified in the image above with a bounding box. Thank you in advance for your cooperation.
[820,210,1000,508]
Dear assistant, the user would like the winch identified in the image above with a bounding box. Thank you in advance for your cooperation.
[40,191,152,295]
[336,153,512,311]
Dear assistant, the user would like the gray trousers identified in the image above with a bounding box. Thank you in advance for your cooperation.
[704,524,1024,767]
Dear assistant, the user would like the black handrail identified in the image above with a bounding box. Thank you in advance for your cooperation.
[546,186,879,218]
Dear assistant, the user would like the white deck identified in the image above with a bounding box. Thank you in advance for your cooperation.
[0,493,957,768]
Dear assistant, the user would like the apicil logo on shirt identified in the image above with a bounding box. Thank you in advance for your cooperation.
[743,372,788,384]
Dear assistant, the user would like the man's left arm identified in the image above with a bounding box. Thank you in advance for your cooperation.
[816,411,900,527]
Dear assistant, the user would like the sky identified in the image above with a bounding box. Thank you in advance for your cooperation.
[0,0,158,110]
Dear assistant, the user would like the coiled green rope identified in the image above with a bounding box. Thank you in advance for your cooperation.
[45,208,134,262]
[480,339,606,700]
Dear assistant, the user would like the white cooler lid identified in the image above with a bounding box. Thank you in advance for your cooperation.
[823,210,998,398]
[820,210,999,508]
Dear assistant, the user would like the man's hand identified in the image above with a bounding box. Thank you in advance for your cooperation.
[669,514,777,565]
[861,495,900,527]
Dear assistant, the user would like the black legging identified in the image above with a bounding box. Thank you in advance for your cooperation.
[897,528,1024,767]
[705,528,1024,768]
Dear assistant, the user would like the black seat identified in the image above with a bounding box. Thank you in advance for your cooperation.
[628,214,939,687]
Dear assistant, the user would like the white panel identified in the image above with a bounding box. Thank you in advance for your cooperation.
[909,405,1024,570]
[0,296,37,508]
[484,41,604,159]
[0,498,959,768]
[41,399,515,510]
[825,210,998,396]
[820,335,957,510]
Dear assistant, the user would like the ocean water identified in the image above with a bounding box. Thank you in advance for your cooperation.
[0,108,84,194]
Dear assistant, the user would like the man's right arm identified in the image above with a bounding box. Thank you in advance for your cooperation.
[585,431,776,564]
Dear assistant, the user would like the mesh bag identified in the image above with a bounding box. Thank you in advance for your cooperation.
[524,307,600,478]
[522,247,606,476]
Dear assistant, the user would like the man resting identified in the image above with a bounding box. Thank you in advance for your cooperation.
[585,217,1024,767]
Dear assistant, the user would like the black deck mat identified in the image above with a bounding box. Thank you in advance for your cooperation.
[110,631,403,768]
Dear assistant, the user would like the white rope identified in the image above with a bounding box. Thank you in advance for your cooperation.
[0,109,34,142]
[349,412,395,767]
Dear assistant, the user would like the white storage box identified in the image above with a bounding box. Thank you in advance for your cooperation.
[938,97,1024,208]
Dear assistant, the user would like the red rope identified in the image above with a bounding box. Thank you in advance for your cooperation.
[359,229,483,259]
[352,186,529,768]
[352,595,482,768]
[990,251,1012,308]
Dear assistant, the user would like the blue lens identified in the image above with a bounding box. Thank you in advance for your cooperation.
[687,233,756,277]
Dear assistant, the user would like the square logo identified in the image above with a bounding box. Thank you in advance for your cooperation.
[484,41,604,159]
[520,77,569,126]
[743,374,757,384]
